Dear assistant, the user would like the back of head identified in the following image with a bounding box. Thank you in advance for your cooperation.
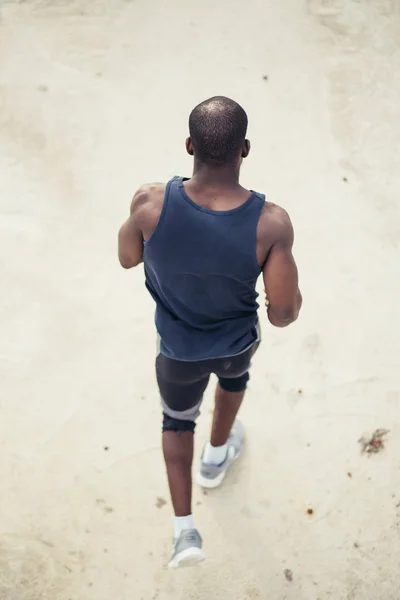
[188,96,248,164]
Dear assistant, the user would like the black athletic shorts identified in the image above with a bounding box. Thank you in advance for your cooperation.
[156,340,260,423]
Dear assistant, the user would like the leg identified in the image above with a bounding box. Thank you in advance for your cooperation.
[201,373,248,468]
[197,342,259,487]
[163,427,206,568]
[210,384,246,447]
[157,354,210,567]
[162,426,194,517]
[210,340,259,446]
[156,353,209,517]
[163,382,245,513]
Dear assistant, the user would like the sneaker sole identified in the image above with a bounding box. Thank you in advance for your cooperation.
[168,547,205,569]
[195,451,239,489]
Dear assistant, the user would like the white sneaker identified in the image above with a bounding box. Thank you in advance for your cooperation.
[168,529,205,569]
[196,419,245,489]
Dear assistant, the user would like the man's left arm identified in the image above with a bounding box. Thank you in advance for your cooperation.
[118,189,145,269]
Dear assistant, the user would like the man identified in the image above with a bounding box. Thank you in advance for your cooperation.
[118,96,302,568]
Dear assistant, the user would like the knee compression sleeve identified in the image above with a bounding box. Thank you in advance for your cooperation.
[162,413,196,433]
[218,371,249,393]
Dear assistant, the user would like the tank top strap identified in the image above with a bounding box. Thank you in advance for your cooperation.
[251,190,266,213]
[244,190,266,236]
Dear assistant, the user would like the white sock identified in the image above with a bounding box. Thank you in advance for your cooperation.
[202,441,228,466]
[174,514,195,539]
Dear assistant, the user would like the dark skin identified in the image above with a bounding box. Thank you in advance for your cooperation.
[119,137,302,517]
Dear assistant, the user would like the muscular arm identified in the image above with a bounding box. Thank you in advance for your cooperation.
[118,183,165,269]
[262,209,302,327]
[118,189,146,269]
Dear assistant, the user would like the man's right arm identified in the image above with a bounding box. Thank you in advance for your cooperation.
[262,209,302,327]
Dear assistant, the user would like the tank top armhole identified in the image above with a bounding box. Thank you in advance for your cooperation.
[144,178,174,246]
[251,193,267,274]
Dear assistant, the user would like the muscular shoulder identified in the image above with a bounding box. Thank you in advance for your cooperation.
[255,201,293,265]
[129,182,166,239]
[130,182,166,214]
[259,202,294,247]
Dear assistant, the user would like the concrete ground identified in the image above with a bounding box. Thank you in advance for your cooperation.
[1,0,399,598]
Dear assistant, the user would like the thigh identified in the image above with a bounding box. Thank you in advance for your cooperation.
[214,340,260,392]
[156,353,210,413]
[214,341,259,379]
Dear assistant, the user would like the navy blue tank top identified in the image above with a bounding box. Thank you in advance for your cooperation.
[143,177,265,360]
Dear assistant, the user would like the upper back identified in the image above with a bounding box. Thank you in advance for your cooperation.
[143,177,264,276]
[135,177,289,269]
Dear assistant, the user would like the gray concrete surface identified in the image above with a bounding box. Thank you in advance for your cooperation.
[1,0,400,598]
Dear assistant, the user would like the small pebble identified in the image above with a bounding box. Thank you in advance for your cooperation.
[284,569,293,582]
[156,497,167,508]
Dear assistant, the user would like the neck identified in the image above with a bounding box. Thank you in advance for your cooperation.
[191,159,241,187]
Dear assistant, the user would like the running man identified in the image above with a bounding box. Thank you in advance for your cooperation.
[118,96,302,568]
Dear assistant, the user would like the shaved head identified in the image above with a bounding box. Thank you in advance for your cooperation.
[188,96,248,164]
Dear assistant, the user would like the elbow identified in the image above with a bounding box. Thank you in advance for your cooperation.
[268,290,303,327]
[268,308,298,328]
[118,254,141,269]
[119,260,134,269]
[268,295,302,328]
